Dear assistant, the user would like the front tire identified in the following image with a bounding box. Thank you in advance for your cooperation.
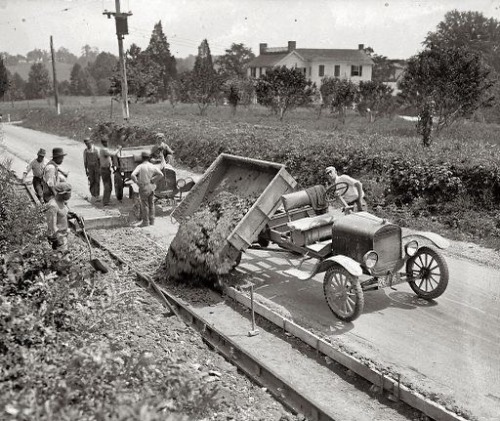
[406,246,449,300]
[323,266,364,322]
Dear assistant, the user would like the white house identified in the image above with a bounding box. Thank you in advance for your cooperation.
[247,41,374,85]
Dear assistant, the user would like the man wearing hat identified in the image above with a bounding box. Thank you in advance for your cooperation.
[42,147,68,203]
[325,166,366,212]
[83,137,101,202]
[22,148,47,202]
[46,182,73,252]
[131,151,163,227]
[151,132,174,170]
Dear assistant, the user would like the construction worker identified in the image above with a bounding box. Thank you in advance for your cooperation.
[131,151,163,227]
[46,182,73,252]
[99,139,121,206]
[83,137,101,202]
[151,132,174,170]
[22,148,47,202]
[325,166,366,212]
[42,147,68,203]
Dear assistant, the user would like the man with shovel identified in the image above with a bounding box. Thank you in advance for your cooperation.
[46,182,74,252]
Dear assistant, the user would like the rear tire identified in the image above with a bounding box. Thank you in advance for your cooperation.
[407,246,449,300]
[323,265,364,322]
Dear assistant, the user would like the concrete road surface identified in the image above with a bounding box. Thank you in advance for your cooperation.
[2,123,500,420]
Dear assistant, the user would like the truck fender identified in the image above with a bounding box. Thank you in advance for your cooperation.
[402,232,450,250]
[319,255,363,277]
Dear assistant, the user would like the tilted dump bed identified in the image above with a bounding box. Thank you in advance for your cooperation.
[172,154,297,259]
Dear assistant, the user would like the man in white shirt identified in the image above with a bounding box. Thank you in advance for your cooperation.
[131,151,163,227]
[325,166,366,212]
[22,148,47,202]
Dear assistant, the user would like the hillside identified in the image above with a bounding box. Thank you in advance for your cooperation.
[6,62,74,82]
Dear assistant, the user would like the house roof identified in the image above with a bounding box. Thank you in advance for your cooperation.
[247,53,288,67]
[247,48,374,67]
[294,49,374,65]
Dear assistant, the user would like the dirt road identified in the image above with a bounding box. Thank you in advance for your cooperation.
[3,123,500,420]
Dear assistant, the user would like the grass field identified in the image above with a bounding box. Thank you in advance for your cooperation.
[2,96,500,249]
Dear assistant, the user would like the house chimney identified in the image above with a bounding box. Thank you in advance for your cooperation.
[288,41,296,52]
[358,44,364,50]
[260,43,268,54]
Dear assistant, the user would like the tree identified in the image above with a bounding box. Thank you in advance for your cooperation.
[186,39,220,115]
[215,43,255,78]
[24,62,51,99]
[371,54,398,83]
[255,66,316,121]
[0,58,9,99]
[145,21,177,100]
[320,77,358,124]
[79,45,99,67]
[26,48,49,63]
[87,52,118,95]
[69,63,95,96]
[7,72,26,101]
[424,10,500,73]
[55,47,78,64]
[399,45,492,145]
[357,80,394,122]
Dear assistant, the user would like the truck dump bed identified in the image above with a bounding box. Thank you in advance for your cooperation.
[172,154,297,258]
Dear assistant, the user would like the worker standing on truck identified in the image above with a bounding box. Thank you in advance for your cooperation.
[151,132,174,170]
[83,137,101,203]
[22,148,47,202]
[46,182,74,252]
[42,148,68,203]
[325,166,366,212]
[131,151,163,227]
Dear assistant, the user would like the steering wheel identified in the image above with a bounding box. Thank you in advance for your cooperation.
[325,182,349,207]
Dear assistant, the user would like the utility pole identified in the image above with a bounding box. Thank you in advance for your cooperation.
[49,36,60,115]
[103,0,132,121]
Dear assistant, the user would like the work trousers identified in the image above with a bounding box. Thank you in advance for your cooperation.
[101,167,112,205]
[87,166,100,198]
[32,176,44,202]
[139,190,155,225]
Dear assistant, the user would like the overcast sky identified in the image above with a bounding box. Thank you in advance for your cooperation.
[1,0,500,59]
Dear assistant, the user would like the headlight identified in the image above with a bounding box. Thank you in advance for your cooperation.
[363,251,378,269]
[405,240,418,257]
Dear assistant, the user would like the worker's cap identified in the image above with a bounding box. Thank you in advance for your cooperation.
[325,166,337,176]
[141,151,151,159]
[101,139,108,145]
[37,148,46,156]
[154,132,166,139]
[84,137,92,144]
[54,182,72,194]
[52,147,67,158]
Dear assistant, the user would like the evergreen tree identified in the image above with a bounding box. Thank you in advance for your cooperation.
[87,52,118,95]
[70,63,95,96]
[187,39,220,115]
[24,62,51,99]
[145,21,177,100]
[0,58,9,99]
[8,73,26,101]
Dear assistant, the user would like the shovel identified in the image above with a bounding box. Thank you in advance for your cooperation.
[74,215,109,273]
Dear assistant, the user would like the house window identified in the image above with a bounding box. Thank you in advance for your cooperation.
[334,65,340,77]
[351,65,363,77]
[259,67,263,76]
[303,68,307,76]
[319,65,325,77]
[250,67,256,77]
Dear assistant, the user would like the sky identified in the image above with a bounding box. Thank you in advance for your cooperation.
[1,0,500,59]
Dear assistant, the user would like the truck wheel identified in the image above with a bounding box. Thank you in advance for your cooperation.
[114,172,124,201]
[406,246,449,300]
[323,266,364,322]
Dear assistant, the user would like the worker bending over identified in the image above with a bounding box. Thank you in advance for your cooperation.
[325,166,366,212]
[131,151,163,227]
[22,148,47,202]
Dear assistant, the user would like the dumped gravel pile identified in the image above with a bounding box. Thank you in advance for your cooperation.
[162,191,254,286]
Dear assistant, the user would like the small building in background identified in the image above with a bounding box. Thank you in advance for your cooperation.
[246,41,374,85]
